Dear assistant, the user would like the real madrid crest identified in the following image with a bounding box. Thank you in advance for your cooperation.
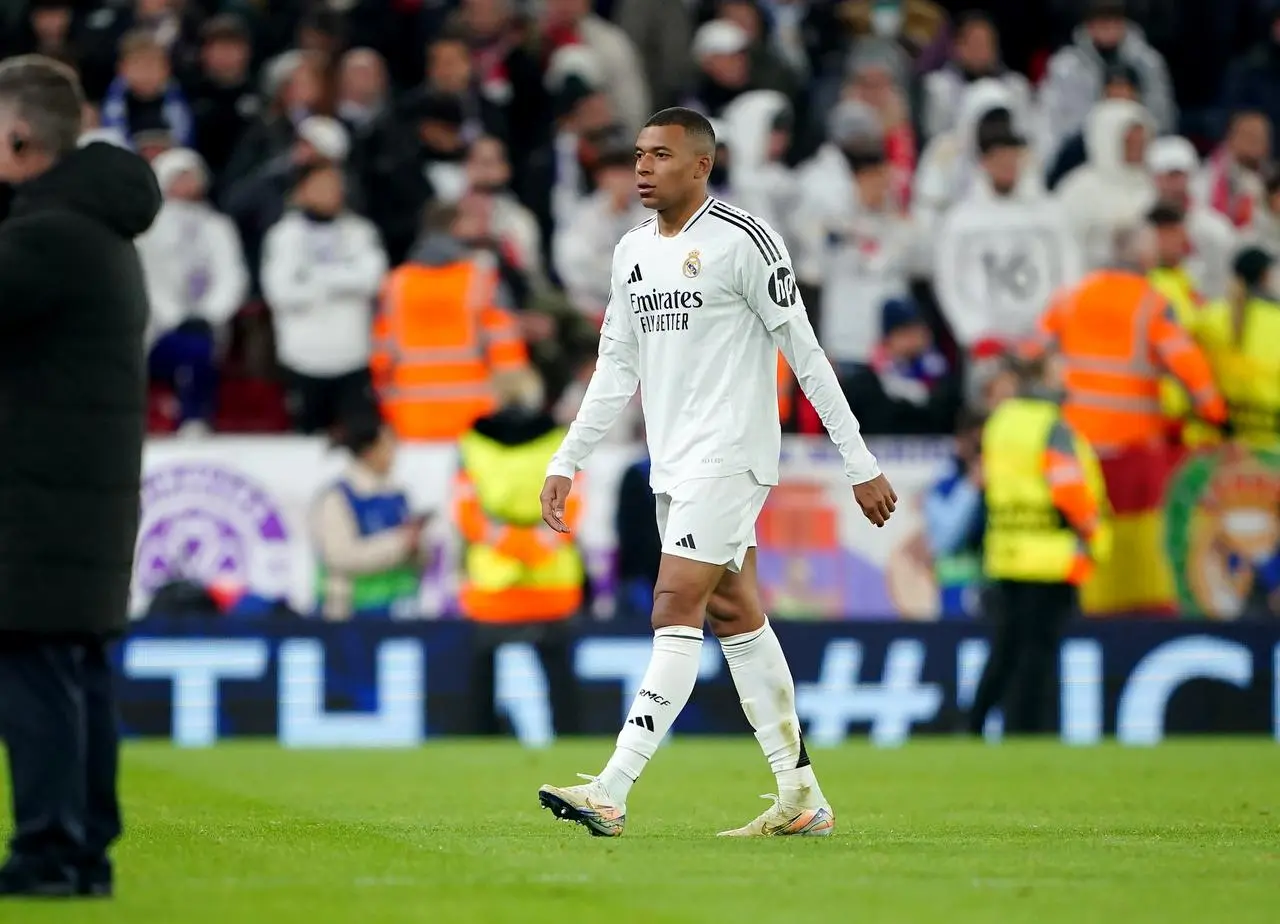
[682,250,701,278]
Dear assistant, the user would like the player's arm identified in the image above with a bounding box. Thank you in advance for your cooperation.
[541,257,640,532]
[741,222,896,526]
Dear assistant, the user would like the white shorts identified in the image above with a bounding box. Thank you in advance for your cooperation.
[654,472,771,573]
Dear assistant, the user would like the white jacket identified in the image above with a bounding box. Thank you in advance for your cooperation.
[935,171,1083,348]
[578,14,651,131]
[136,200,248,347]
[1054,99,1157,269]
[793,151,918,363]
[913,79,1044,234]
[261,210,388,376]
[1183,205,1237,300]
[553,190,649,317]
[922,65,1037,147]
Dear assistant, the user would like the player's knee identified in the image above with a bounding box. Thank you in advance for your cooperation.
[650,587,705,630]
[706,592,762,637]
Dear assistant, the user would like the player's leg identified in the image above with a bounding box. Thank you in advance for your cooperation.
[709,548,835,837]
[538,486,728,836]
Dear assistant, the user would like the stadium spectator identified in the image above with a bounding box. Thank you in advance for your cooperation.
[539,0,649,131]
[454,368,583,736]
[920,12,1034,147]
[220,49,331,192]
[187,14,259,193]
[686,19,756,118]
[101,29,193,150]
[415,31,506,146]
[1038,0,1174,161]
[76,0,203,102]
[373,200,530,442]
[1249,166,1280,256]
[717,0,804,101]
[1054,97,1155,269]
[404,89,470,204]
[521,76,622,251]
[922,408,987,621]
[261,160,387,435]
[1174,247,1280,455]
[1147,136,1236,299]
[718,90,799,239]
[1220,2,1280,140]
[224,113,358,282]
[337,47,428,264]
[970,354,1109,735]
[612,0,693,112]
[794,105,916,365]
[2,0,79,64]
[841,296,960,435]
[1144,202,1201,326]
[312,408,428,622]
[1030,224,1225,615]
[136,147,248,434]
[553,145,646,321]
[914,78,1032,232]
[844,37,915,204]
[934,114,1082,350]
[1045,61,1140,191]
[1193,109,1271,232]
[450,0,549,171]
[466,134,544,282]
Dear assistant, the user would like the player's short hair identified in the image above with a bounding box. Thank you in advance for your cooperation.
[0,54,85,156]
[643,107,716,156]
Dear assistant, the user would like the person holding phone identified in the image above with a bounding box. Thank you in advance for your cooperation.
[311,404,430,621]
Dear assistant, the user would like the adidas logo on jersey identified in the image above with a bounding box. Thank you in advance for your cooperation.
[675,534,697,550]
[627,264,643,284]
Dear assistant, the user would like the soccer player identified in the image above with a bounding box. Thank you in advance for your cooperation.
[536,108,898,838]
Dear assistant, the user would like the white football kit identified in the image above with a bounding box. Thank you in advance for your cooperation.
[547,196,880,571]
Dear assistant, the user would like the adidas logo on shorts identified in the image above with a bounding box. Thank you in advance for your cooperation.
[674,534,697,550]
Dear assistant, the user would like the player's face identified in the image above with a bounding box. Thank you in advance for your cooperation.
[634,125,712,211]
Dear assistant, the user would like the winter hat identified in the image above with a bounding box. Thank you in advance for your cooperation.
[297,115,350,162]
[261,51,304,101]
[827,99,882,148]
[881,297,923,338]
[151,147,209,194]
[1103,61,1142,93]
[1146,135,1198,175]
[693,20,751,59]
[1233,247,1274,288]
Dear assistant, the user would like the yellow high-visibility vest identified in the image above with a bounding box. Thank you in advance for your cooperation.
[983,398,1111,582]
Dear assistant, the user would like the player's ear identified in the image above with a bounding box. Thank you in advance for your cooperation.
[695,152,712,179]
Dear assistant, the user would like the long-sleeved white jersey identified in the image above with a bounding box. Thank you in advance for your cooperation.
[547,196,880,493]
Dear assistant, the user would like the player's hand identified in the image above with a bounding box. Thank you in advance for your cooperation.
[540,475,573,534]
[853,474,897,528]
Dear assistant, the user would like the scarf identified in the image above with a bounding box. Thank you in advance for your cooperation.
[101,77,193,148]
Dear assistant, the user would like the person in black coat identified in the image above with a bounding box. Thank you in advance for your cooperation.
[0,55,161,899]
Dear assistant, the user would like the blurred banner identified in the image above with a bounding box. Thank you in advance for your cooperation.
[118,620,1280,747]
[133,436,1280,621]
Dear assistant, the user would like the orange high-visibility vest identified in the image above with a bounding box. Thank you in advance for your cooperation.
[1034,271,1225,455]
[372,260,529,441]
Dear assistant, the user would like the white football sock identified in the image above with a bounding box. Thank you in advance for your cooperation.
[597,624,704,804]
[720,618,825,808]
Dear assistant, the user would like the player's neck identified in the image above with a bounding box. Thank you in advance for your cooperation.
[656,192,711,238]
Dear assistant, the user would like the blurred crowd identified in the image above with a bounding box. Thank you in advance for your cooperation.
[5,0,1280,444]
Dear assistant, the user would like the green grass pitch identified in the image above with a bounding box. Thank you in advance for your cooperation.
[0,739,1277,923]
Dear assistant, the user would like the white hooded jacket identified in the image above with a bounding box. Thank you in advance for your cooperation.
[1054,99,1157,269]
[913,79,1045,236]
[934,169,1083,348]
[136,149,248,348]
[793,149,918,363]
